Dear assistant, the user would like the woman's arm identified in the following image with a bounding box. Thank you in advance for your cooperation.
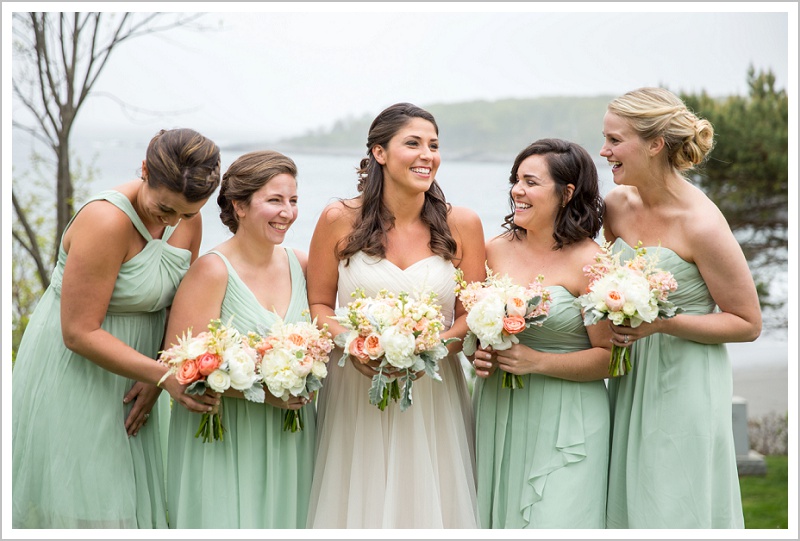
[59,201,216,417]
[445,206,487,348]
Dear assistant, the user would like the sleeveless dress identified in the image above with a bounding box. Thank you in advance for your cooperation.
[306,251,480,528]
[606,238,744,528]
[166,248,317,529]
[12,190,184,528]
[473,286,610,529]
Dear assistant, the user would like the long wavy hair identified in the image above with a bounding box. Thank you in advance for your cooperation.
[337,103,457,263]
[501,138,604,249]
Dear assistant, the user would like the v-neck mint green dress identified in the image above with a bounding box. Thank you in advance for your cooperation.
[166,249,316,529]
[473,286,610,529]
[606,238,744,528]
[12,190,185,528]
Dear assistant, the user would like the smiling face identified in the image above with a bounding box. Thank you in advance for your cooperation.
[372,117,440,196]
[234,173,298,245]
[139,183,207,227]
[600,111,650,186]
[510,154,564,232]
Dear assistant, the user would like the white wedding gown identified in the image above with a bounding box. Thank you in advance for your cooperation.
[307,251,480,529]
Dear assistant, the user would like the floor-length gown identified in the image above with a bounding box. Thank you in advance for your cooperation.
[473,286,610,529]
[606,238,745,528]
[166,248,316,528]
[306,251,480,528]
[12,190,179,528]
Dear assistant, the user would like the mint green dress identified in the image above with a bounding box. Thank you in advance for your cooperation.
[606,238,744,528]
[12,190,183,528]
[473,286,610,529]
[166,249,316,529]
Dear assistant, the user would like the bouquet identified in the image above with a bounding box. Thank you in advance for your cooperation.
[331,288,455,411]
[249,317,334,432]
[454,267,552,389]
[158,318,265,443]
[575,241,680,377]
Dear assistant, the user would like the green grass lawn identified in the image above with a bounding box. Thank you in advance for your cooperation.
[740,455,789,529]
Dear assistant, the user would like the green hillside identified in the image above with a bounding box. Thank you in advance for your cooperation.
[277,96,616,162]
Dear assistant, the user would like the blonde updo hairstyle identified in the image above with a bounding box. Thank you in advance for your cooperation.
[144,128,221,202]
[608,87,715,172]
[217,150,298,234]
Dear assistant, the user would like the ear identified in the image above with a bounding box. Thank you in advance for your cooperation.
[648,136,666,156]
[141,160,148,181]
[372,145,387,165]
[232,199,246,219]
[562,183,575,207]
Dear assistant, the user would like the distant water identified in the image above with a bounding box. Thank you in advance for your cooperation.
[11,132,790,348]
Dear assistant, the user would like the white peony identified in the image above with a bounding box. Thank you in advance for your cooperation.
[465,294,514,350]
[380,326,417,368]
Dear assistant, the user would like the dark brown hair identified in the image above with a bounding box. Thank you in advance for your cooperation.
[144,128,221,202]
[337,103,457,262]
[502,138,604,249]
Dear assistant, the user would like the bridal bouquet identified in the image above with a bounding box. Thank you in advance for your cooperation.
[454,267,552,389]
[331,288,455,411]
[575,241,680,377]
[158,318,265,443]
[249,317,334,432]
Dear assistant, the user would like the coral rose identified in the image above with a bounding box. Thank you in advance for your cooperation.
[502,315,527,335]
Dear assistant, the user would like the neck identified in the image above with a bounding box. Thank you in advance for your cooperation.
[229,234,280,266]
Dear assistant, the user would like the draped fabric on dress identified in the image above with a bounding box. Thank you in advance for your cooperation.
[606,238,744,528]
[13,190,184,528]
[306,252,480,528]
[166,249,316,528]
[474,286,610,528]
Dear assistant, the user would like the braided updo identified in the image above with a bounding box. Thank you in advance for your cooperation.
[143,128,221,202]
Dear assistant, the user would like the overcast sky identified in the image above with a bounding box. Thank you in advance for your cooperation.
[5,3,795,145]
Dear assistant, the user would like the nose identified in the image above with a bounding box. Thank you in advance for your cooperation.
[599,143,611,157]
[511,180,524,196]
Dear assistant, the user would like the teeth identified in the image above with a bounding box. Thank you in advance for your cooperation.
[516,202,531,209]
[410,167,430,174]
[609,161,621,167]
[271,223,288,231]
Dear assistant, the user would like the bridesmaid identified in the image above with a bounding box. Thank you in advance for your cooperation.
[601,87,762,528]
[12,128,221,528]
[471,138,613,528]
[165,150,316,528]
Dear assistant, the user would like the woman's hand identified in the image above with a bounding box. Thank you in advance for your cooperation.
[609,320,662,348]
[264,389,314,410]
[160,374,219,413]
[472,346,498,379]
[123,382,162,437]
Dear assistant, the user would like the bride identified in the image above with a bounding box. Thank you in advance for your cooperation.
[305,102,486,528]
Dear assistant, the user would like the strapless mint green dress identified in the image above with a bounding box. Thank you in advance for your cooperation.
[473,286,610,528]
[606,238,744,528]
[12,190,185,528]
[166,249,316,528]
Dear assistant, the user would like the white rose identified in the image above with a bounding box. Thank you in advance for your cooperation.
[380,326,417,369]
[311,360,328,379]
[206,369,231,393]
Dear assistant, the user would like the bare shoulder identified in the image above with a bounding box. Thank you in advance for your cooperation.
[64,198,134,252]
[290,247,309,274]
[447,205,484,236]
[319,198,359,225]
[184,250,230,284]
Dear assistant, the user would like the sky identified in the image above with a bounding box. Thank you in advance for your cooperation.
[4,2,796,146]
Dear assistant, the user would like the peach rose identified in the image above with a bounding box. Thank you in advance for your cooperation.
[502,315,527,335]
[196,352,221,376]
[176,358,201,384]
[604,290,626,312]
[364,333,384,359]
[348,335,371,364]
